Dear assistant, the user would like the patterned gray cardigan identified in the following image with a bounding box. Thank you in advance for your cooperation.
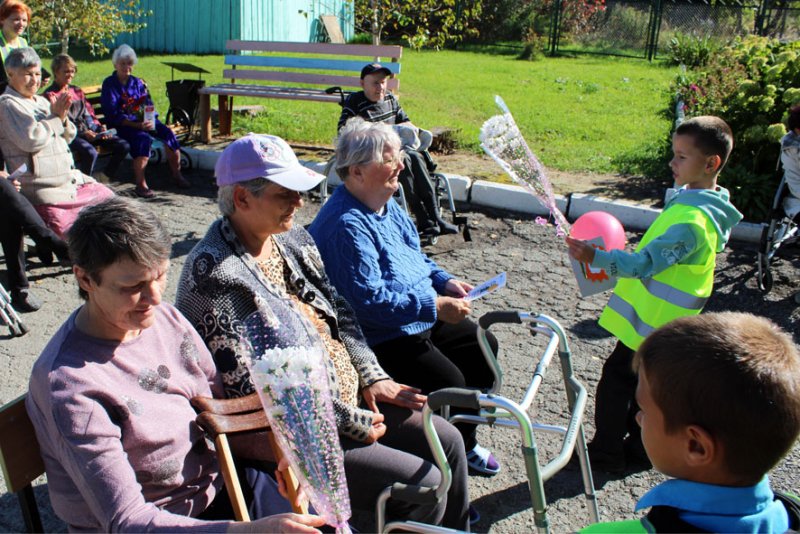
[175,218,390,442]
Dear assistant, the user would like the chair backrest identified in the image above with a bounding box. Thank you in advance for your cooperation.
[0,394,45,494]
[223,40,403,94]
[191,393,307,521]
[81,84,106,125]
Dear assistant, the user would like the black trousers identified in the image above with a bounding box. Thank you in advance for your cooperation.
[71,134,130,177]
[399,149,440,232]
[0,178,64,293]
[590,340,641,455]
[372,318,498,450]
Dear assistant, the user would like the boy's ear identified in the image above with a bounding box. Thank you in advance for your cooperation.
[684,424,717,467]
[705,154,722,175]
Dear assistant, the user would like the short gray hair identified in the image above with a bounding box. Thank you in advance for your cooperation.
[217,177,276,216]
[112,44,137,67]
[5,47,40,71]
[67,197,171,301]
[335,117,400,181]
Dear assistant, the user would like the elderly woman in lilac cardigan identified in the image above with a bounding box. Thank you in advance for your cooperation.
[26,197,324,532]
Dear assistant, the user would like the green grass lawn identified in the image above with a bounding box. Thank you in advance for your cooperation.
[66,47,678,175]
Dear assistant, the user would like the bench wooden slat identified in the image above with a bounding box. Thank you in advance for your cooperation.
[227,40,402,59]
[200,84,342,103]
[225,55,401,75]
[200,40,403,142]
[219,69,399,91]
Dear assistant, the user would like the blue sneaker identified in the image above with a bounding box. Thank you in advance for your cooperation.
[466,443,501,476]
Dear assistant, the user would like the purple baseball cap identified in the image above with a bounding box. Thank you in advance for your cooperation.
[215,134,325,191]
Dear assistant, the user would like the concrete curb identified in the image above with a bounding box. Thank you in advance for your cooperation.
[185,145,764,244]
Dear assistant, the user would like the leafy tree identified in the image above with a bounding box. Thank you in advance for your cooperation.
[354,0,483,49]
[27,0,149,55]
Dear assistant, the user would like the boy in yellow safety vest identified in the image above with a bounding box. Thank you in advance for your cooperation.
[566,116,743,473]
[580,313,800,533]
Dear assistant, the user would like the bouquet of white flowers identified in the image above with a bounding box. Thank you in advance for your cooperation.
[248,342,352,533]
[480,95,571,237]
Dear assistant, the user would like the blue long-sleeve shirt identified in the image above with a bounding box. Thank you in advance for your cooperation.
[308,186,452,346]
[591,186,742,279]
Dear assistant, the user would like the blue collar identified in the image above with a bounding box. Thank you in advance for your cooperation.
[636,477,789,533]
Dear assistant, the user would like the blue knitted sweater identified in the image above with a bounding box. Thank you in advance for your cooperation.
[308,186,452,346]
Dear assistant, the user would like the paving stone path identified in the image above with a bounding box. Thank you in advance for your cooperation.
[1,167,797,532]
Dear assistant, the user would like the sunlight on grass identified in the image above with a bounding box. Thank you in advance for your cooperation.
[66,48,677,175]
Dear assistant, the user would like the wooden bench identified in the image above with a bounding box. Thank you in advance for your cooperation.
[0,394,46,532]
[199,40,403,143]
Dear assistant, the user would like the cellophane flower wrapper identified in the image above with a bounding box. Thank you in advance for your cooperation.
[480,95,571,237]
[245,326,352,533]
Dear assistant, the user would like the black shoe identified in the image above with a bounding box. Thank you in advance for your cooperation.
[419,223,441,237]
[586,443,626,474]
[34,242,54,266]
[437,219,459,235]
[11,289,42,313]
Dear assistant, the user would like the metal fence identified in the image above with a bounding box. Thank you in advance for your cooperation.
[548,0,800,59]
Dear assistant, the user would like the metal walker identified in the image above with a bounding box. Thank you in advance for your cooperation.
[376,310,600,533]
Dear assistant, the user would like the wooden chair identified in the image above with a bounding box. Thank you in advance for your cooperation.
[191,393,306,522]
[0,394,46,533]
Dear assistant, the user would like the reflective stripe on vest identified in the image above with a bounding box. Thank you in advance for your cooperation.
[641,278,708,310]
[599,203,717,350]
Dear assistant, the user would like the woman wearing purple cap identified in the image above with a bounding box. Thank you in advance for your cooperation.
[176,134,471,530]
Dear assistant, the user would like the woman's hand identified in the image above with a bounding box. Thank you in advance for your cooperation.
[10,179,21,192]
[444,279,472,298]
[228,513,326,533]
[275,456,309,511]
[364,412,387,444]
[141,119,155,131]
[50,91,72,122]
[363,379,426,412]
[436,296,470,324]
[565,236,596,264]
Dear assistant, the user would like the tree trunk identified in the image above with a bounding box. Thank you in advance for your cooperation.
[60,29,69,54]
[370,0,381,44]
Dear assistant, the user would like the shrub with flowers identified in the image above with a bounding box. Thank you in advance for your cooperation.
[672,36,800,220]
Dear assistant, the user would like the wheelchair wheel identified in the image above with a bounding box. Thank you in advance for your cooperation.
[756,252,773,293]
[166,107,192,129]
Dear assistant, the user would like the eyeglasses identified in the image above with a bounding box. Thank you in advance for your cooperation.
[381,150,406,170]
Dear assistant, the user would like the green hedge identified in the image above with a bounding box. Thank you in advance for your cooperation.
[672,36,800,220]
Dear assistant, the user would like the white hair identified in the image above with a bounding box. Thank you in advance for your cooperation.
[335,117,401,181]
[112,44,137,66]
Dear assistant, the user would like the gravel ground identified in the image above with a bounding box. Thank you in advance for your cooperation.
[0,166,798,533]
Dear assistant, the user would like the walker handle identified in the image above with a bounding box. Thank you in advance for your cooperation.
[427,388,481,411]
[479,311,522,329]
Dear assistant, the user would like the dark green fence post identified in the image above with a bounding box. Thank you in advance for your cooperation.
[548,0,562,56]
[755,0,770,35]
[646,0,663,60]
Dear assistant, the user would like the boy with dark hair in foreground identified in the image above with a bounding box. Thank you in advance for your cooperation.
[568,116,743,471]
[583,312,800,533]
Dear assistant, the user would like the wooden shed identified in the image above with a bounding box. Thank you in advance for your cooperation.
[117,0,354,54]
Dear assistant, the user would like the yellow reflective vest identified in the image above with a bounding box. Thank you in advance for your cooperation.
[598,203,718,350]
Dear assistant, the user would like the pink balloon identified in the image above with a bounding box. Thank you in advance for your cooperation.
[570,211,626,250]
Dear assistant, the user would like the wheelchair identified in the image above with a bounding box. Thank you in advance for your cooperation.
[376,311,600,533]
[322,87,467,246]
[756,170,799,294]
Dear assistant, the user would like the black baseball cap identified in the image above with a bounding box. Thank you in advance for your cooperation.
[360,63,392,79]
